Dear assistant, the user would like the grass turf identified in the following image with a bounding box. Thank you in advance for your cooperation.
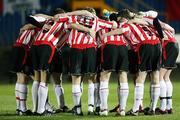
[0,78,180,120]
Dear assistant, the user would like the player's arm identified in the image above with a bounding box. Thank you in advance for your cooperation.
[139,10,158,18]
[104,24,130,37]
[70,23,96,39]
[159,21,175,34]
[104,28,124,37]
[128,17,149,25]
[98,18,117,29]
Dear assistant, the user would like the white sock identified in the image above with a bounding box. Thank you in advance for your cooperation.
[133,83,144,112]
[119,83,129,111]
[32,81,39,112]
[54,85,61,108]
[54,85,65,108]
[150,84,160,111]
[94,83,100,108]
[165,80,173,110]
[15,83,20,110]
[37,82,48,114]
[99,80,109,111]
[19,84,27,112]
[159,80,167,111]
[60,87,65,108]
[140,84,144,110]
[88,83,94,112]
[72,84,82,107]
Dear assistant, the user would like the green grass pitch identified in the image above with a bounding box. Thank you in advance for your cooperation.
[0,79,180,120]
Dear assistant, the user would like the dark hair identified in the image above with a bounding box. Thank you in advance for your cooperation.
[84,7,96,15]
[101,16,109,21]
[109,13,117,21]
[117,9,132,20]
[52,8,65,15]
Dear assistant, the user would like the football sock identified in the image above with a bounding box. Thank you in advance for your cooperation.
[32,81,39,112]
[37,82,48,113]
[94,83,100,108]
[150,84,160,111]
[54,84,61,107]
[19,84,27,112]
[165,80,173,110]
[119,83,129,111]
[100,80,109,111]
[88,83,94,112]
[133,83,144,112]
[160,80,167,111]
[72,84,82,107]
[15,83,20,110]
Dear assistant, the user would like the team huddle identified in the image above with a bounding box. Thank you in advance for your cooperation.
[10,7,179,116]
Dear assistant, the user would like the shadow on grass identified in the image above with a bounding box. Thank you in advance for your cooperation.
[0,113,17,116]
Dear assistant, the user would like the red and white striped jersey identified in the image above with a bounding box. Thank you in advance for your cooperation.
[67,16,114,49]
[98,22,127,46]
[14,29,37,48]
[122,23,160,47]
[34,17,69,46]
[163,30,176,42]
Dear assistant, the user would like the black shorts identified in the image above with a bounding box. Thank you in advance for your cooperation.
[162,42,179,69]
[70,48,97,75]
[102,44,129,72]
[30,45,54,71]
[61,44,70,74]
[128,49,138,74]
[50,49,62,73]
[24,51,34,75]
[11,46,27,73]
[138,44,161,72]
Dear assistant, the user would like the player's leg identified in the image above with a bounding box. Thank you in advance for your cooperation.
[127,45,150,116]
[37,45,54,115]
[30,45,40,113]
[71,75,83,115]
[159,68,167,112]
[87,74,97,115]
[145,44,161,115]
[99,44,117,116]
[164,70,173,113]
[17,72,31,115]
[70,48,83,115]
[117,71,128,116]
[116,45,129,116]
[130,71,147,115]
[99,71,111,116]
[94,74,101,115]
[50,50,68,112]
[11,46,31,115]
[163,42,179,114]
[15,73,21,114]
[94,47,101,114]
[83,48,97,115]
[32,70,40,113]
[149,70,160,113]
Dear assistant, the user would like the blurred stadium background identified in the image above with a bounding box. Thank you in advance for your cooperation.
[0,0,179,82]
